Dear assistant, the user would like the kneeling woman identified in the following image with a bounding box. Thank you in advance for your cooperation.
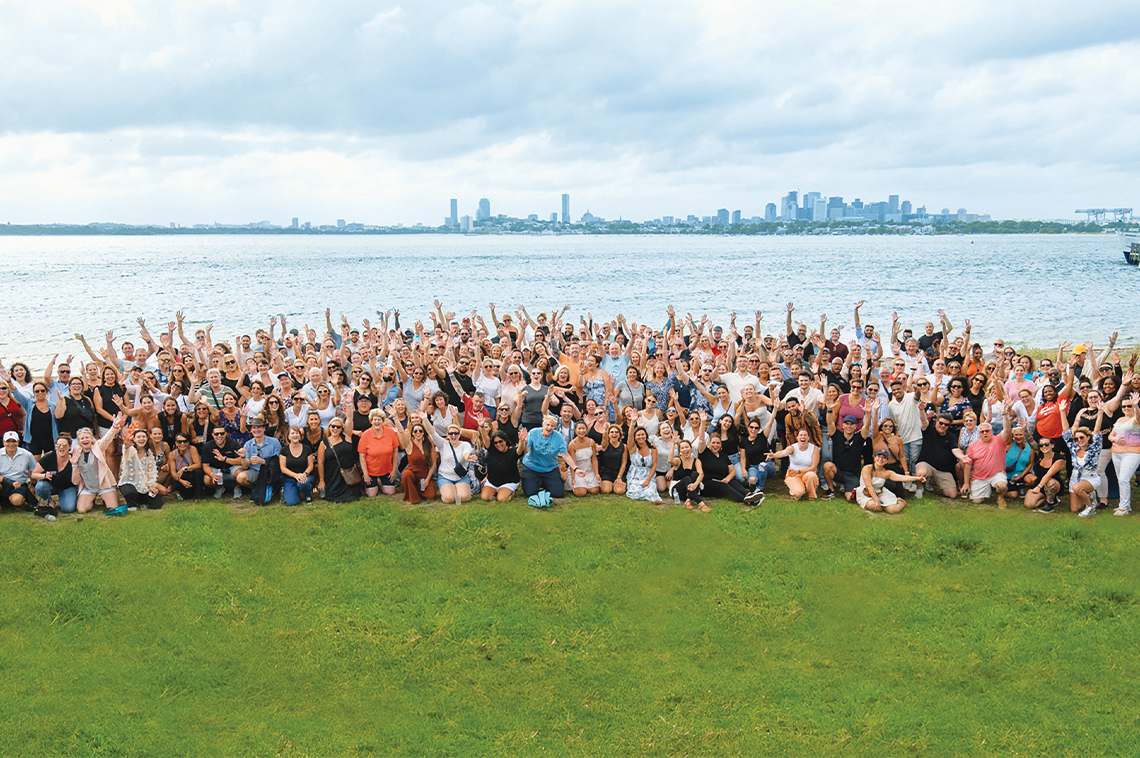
[568,422,601,497]
[358,409,400,497]
[71,421,125,514]
[855,449,925,513]
[767,428,820,501]
[428,420,479,503]
[119,426,166,509]
[481,431,521,502]
[399,421,437,504]
[279,426,316,505]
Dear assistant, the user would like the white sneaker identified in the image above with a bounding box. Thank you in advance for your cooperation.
[914,486,924,499]
[1114,506,1132,516]
[232,487,242,500]
[213,487,224,499]
[1078,505,1096,518]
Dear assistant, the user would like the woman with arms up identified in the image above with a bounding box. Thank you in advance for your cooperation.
[1059,404,1105,518]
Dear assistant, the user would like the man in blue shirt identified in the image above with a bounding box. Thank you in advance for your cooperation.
[236,418,282,496]
[519,414,575,498]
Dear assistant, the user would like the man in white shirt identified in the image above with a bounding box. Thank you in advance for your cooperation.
[887,380,925,478]
[782,372,824,415]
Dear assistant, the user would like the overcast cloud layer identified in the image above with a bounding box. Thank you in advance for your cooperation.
[1,0,1137,225]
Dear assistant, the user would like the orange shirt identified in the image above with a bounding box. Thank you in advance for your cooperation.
[358,426,399,477]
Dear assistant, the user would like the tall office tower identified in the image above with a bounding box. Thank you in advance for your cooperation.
[717,208,730,225]
[888,195,899,215]
[782,191,798,221]
[765,203,777,222]
[561,194,570,224]
[476,198,491,221]
[731,210,741,224]
[449,199,458,226]
[460,215,472,231]
[291,217,299,228]
[901,200,912,215]
[803,192,822,214]
[550,212,558,222]
[813,199,828,221]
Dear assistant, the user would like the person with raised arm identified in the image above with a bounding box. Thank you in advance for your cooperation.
[1059,401,1105,518]
[961,402,1014,508]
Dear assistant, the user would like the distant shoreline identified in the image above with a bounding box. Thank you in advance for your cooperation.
[0,220,1122,237]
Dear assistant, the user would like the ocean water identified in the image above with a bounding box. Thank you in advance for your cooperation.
[1,233,1134,369]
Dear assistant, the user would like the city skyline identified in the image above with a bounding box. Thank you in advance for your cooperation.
[0,1,1136,225]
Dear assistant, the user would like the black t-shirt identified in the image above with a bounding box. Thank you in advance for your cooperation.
[822,370,849,394]
[202,438,240,472]
[699,449,732,481]
[830,431,870,475]
[739,434,770,467]
[37,451,74,494]
[485,447,521,487]
[282,442,314,475]
[918,427,958,472]
[918,332,943,358]
[493,418,519,447]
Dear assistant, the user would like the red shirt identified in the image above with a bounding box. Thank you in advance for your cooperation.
[462,396,492,430]
[0,397,23,437]
[1035,398,1070,439]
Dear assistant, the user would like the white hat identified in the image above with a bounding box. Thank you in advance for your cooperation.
[2,431,18,442]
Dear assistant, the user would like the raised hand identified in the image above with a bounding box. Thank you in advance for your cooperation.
[786,302,794,313]
[856,300,864,309]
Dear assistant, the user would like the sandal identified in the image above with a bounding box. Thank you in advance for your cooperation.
[698,502,711,513]
[684,499,694,510]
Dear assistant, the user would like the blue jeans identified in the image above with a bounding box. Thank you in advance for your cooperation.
[521,465,565,498]
[746,462,778,490]
[35,481,78,513]
[903,440,922,475]
[282,474,315,506]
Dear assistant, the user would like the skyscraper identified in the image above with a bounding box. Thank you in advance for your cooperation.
[476,198,491,221]
[888,195,899,215]
[765,203,777,223]
[731,210,741,224]
[561,194,570,224]
[449,199,458,227]
[717,208,730,225]
[782,192,798,221]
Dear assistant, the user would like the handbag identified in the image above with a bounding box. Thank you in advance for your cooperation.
[329,441,363,486]
[446,440,468,479]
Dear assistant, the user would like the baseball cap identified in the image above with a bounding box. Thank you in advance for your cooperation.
[1072,345,1087,355]
[2,431,18,442]
[843,415,858,424]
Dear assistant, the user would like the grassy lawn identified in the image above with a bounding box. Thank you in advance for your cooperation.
[2,492,1140,756]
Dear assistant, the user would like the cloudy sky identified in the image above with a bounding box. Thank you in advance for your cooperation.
[1,0,1137,225]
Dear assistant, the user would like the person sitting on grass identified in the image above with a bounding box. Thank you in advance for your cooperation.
[0,430,38,510]
[960,403,1014,508]
[70,419,125,515]
[202,427,244,500]
[768,428,820,501]
[31,435,78,513]
[1023,437,1065,512]
[669,438,707,511]
[854,449,926,513]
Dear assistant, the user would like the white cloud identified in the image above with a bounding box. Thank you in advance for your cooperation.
[0,0,1137,223]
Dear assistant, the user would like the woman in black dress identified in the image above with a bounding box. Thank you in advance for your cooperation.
[317,419,360,502]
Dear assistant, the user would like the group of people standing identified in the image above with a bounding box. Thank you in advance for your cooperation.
[0,301,1135,520]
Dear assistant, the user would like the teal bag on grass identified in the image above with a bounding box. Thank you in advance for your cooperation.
[528,491,553,509]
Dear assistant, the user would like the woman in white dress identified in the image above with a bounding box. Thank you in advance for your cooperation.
[855,449,925,513]
[567,422,600,496]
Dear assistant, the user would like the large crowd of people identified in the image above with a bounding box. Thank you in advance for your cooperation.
[0,301,1136,521]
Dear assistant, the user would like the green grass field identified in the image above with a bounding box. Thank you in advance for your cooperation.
[2,493,1139,756]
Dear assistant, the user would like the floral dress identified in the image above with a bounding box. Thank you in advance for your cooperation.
[625,449,661,503]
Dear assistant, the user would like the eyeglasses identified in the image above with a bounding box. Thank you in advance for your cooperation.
[447,431,461,436]
[916,382,929,387]
[318,389,330,394]
[175,439,189,444]
[328,425,343,430]
[935,421,949,427]
[1039,442,1052,448]
[34,388,46,394]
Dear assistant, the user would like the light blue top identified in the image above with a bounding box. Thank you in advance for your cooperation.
[523,427,567,473]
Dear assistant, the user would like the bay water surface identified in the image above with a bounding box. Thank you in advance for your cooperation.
[1,233,1134,369]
